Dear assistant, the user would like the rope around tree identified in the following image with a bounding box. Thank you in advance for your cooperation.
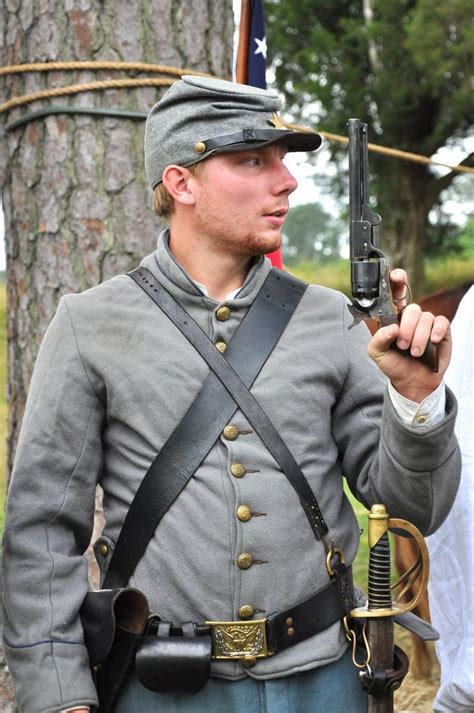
[1,62,473,174]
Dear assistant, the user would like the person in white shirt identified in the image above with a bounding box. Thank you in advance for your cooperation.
[428,285,474,713]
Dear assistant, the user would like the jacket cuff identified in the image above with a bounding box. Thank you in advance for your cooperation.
[382,385,458,472]
[3,640,97,713]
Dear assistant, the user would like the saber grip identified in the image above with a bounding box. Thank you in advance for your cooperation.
[368,532,392,611]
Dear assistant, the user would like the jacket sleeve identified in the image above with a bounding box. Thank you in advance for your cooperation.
[332,293,461,536]
[2,297,103,713]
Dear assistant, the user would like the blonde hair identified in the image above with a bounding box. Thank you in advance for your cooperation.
[152,162,203,220]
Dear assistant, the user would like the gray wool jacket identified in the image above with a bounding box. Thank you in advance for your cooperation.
[2,232,460,713]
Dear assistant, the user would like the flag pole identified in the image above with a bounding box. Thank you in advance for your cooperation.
[235,0,285,269]
[236,0,251,84]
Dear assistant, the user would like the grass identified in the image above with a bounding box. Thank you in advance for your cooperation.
[290,255,474,297]
[345,484,369,591]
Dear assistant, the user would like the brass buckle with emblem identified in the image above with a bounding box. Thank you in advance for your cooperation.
[205,619,270,663]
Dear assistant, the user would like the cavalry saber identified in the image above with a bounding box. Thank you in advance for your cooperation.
[347,118,439,372]
[349,505,431,710]
[366,506,395,713]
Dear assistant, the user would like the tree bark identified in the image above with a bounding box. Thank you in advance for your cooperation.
[0,0,234,473]
[374,158,431,301]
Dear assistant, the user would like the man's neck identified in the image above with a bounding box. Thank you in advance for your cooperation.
[168,228,252,302]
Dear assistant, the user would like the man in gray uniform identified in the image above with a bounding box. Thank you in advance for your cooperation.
[2,76,460,713]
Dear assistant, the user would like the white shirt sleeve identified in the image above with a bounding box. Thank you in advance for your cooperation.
[388,379,446,428]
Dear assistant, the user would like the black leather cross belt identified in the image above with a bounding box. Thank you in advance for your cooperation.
[146,571,353,665]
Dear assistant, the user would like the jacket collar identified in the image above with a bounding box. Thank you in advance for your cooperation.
[140,229,273,308]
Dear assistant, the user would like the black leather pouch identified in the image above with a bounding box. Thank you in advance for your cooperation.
[135,620,212,694]
[80,588,149,713]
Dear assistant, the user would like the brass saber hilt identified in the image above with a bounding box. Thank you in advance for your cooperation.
[345,505,427,711]
[350,504,430,620]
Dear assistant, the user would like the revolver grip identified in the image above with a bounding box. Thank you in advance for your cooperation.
[381,314,440,372]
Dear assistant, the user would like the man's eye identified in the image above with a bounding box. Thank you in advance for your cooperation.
[243,156,261,166]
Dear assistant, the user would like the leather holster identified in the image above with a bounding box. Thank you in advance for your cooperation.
[80,588,149,713]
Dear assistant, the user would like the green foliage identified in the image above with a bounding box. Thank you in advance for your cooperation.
[405,0,473,135]
[458,217,474,258]
[344,481,369,591]
[423,255,474,294]
[290,255,474,298]
[291,258,350,294]
[266,0,474,282]
[267,0,473,153]
[282,203,344,264]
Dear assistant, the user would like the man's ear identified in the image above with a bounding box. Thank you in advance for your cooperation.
[162,165,197,207]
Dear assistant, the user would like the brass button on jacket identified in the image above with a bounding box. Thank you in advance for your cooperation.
[215,340,227,353]
[216,305,231,322]
[239,604,255,620]
[231,463,246,477]
[237,552,253,569]
[241,656,257,668]
[223,425,239,440]
[237,504,252,522]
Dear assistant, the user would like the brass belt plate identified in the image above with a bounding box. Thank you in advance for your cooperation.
[206,619,269,659]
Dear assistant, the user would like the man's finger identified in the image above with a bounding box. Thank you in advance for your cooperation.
[408,310,435,358]
[390,268,408,306]
[396,303,422,350]
[367,323,399,361]
[430,315,451,344]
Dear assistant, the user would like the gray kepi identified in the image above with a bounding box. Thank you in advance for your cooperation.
[145,75,323,188]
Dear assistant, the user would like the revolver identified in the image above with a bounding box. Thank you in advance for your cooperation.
[347,118,438,372]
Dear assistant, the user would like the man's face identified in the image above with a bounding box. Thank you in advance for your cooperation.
[189,144,298,257]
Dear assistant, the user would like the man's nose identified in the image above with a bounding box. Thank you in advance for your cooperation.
[273,162,298,195]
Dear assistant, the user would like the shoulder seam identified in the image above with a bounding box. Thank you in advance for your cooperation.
[61,297,104,405]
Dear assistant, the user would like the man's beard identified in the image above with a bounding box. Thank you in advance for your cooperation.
[194,200,282,258]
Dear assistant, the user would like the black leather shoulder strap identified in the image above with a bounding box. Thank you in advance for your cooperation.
[104,267,327,588]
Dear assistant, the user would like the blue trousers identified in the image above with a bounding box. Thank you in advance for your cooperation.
[114,647,368,713]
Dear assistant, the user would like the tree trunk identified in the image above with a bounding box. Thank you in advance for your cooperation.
[0,0,234,473]
[375,159,431,301]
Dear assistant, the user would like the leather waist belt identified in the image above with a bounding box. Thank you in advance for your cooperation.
[147,572,352,664]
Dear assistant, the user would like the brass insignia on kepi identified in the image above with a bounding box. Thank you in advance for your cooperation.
[194,141,206,154]
[268,112,289,130]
